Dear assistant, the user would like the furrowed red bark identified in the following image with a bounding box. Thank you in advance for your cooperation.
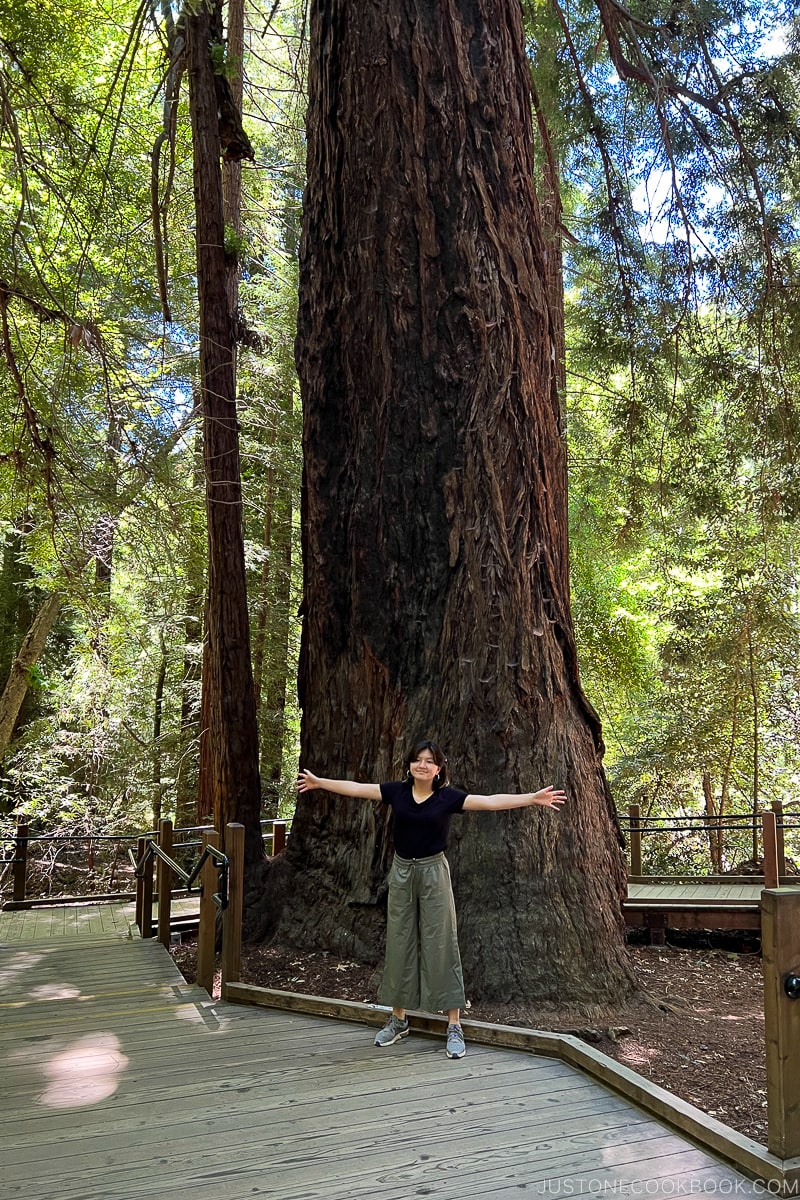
[270,0,632,1002]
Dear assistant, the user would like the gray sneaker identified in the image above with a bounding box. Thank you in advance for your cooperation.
[446,1022,466,1058]
[374,1014,410,1047]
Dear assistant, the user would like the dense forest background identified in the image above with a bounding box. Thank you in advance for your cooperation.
[1,0,799,889]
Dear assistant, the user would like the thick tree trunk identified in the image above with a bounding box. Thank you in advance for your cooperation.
[266,0,631,1003]
[186,1,262,866]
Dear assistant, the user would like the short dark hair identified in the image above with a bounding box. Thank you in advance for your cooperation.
[404,739,449,789]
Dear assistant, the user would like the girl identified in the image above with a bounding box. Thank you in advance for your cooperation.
[296,738,566,1058]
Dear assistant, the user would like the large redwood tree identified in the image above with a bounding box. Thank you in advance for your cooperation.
[270,0,633,1002]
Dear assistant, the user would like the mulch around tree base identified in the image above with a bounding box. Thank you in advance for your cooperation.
[169,938,767,1145]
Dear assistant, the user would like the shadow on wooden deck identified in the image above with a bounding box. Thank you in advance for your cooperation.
[0,911,776,1200]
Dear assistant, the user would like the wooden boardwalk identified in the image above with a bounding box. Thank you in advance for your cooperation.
[625,880,763,940]
[0,909,761,1199]
[0,896,198,943]
[627,881,764,904]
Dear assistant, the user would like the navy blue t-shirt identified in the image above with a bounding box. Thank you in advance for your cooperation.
[380,780,468,859]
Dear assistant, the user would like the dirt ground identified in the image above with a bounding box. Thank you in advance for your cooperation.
[170,937,766,1145]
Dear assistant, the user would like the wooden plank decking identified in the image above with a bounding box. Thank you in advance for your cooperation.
[0,908,763,1199]
[624,880,764,938]
[0,896,198,943]
[627,882,764,904]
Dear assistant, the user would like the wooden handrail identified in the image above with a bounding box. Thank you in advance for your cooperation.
[129,823,243,997]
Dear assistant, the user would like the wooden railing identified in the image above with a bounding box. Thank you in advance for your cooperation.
[621,803,796,885]
[0,816,289,906]
[130,819,244,997]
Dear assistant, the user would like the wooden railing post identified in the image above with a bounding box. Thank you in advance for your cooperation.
[272,820,287,856]
[629,804,642,877]
[221,822,244,999]
[197,828,219,996]
[13,818,28,902]
[762,810,779,890]
[156,818,173,947]
[141,839,155,938]
[771,801,786,881]
[135,836,146,934]
[761,887,800,1159]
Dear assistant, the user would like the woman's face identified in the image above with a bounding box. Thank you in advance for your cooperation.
[409,748,440,786]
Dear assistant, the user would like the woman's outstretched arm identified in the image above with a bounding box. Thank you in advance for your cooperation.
[463,785,566,812]
[296,769,382,801]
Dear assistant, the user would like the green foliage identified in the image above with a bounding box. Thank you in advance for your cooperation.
[567,305,800,870]
[0,0,307,847]
[538,0,800,872]
[1,0,797,883]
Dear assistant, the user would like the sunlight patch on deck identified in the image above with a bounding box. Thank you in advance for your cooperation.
[10,1031,129,1109]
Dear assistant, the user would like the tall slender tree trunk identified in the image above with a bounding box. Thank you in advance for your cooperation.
[0,591,62,756]
[260,0,632,1003]
[702,771,722,874]
[186,1,262,865]
[151,632,168,826]
[252,473,276,715]
[746,619,760,862]
[719,688,739,867]
[223,0,244,320]
[94,416,122,597]
[175,410,205,828]
[252,404,295,816]
[260,510,293,816]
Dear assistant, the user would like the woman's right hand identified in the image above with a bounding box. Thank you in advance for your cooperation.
[296,769,322,792]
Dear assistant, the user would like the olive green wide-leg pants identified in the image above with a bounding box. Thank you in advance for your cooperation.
[379,852,466,1013]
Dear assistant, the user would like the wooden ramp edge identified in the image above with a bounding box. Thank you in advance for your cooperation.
[226,981,800,1189]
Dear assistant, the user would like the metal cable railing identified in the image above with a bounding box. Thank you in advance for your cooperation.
[619,813,799,833]
[622,803,796,884]
[1,817,289,905]
[128,838,230,910]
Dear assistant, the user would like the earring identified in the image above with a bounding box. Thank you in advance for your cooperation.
[433,772,441,785]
